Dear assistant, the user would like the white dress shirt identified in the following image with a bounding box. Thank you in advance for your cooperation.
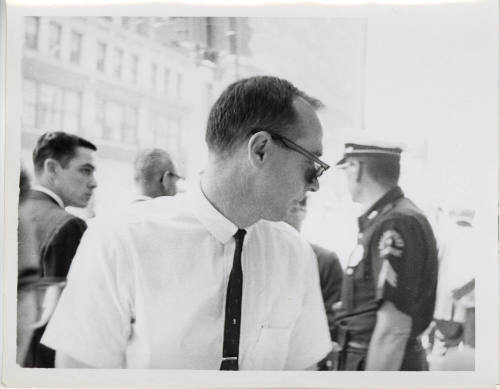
[434,223,476,322]
[42,183,331,369]
[31,185,64,208]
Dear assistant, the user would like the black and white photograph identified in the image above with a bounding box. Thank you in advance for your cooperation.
[1,0,498,388]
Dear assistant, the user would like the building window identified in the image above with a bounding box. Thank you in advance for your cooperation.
[176,73,183,99]
[23,79,82,132]
[113,48,123,79]
[104,101,123,141]
[70,31,83,65]
[95,96,104,138]
[136,19,150,37]
[228,17,238,55]
[154,113,181,156]
[121,17,132,29]
[206,17,214,48]
[96,42,107,72]
[130,54,138,84]
[38,84,63,129]
[98,99,138,144]
[22,79,37,128]
[48,21,62,59]
[24,17,39,50]
[63,90,81,132]
[155,114,170,148]
[123,106,138,143]
[151,63,157,90]
[163,68,170,95]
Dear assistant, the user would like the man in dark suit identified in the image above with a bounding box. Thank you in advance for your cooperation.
[20,131,97,367]
[284,195,343,370]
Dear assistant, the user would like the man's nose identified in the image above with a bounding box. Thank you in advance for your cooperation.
[89,176,98,189]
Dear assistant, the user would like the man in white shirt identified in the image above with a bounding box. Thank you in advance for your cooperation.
[42,76,332,370]
[132,148,182,202]
[19,131,98,367]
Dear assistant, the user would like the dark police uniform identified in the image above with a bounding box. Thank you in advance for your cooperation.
[333,186,438,371]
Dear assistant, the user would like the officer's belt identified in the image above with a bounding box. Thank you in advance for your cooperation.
[335,305,380,322]
[333,306,379,352]
[347,340,368,350]
[334,305,379,333]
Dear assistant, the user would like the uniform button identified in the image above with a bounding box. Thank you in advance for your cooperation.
[346,268,354,275]
[358,233,363,239]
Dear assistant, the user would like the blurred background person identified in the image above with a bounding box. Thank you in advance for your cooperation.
[284,195,343,336]
[284,195,343,370]
[20,132,97,367]
[429,207,476,370]
[333,140,438,371]
[132,148,182,202]
[17,168,41,365]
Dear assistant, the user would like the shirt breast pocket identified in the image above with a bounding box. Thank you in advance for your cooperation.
[247,326,292,370]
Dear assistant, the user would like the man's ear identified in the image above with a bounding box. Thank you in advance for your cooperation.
[44,158,60,176]
[247,132,271,168]
[161,171,171,191]
[353,160,363,183]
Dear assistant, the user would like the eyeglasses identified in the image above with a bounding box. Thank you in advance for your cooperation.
[251,130,330,182]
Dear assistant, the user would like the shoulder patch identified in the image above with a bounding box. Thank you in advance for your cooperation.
[378,229,405,258]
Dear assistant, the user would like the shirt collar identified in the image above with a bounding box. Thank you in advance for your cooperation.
[31,185,65,208]
[358,186,404,231]
[189,182,240,245]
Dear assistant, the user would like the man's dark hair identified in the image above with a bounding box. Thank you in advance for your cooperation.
[205,76,323,155]
[32,132,97,175]
[359,155,401,186]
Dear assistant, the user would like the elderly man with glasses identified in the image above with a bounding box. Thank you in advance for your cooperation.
[132,148,183,202]
[42,76,332,370]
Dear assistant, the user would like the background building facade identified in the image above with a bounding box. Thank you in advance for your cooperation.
[21,17,256,212]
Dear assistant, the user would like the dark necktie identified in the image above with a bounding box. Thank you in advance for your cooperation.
[220,228,246,371]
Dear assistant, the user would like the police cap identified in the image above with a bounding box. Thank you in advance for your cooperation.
[336,142,403,167]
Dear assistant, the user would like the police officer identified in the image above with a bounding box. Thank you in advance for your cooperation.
[333,141,438,371]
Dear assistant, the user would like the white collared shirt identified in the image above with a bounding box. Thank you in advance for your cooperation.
[42,184,330,370]
[31,185,64,208]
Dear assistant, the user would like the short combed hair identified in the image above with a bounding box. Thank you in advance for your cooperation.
[359,155,401,186]
[205,76,323,155]
[32,132,97,175]
[134,148,173,183]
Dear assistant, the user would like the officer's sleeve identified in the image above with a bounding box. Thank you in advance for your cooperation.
[371,215,426,317]
[285,246,332,370]
[41,219,135,368]
[42,217,87,277]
